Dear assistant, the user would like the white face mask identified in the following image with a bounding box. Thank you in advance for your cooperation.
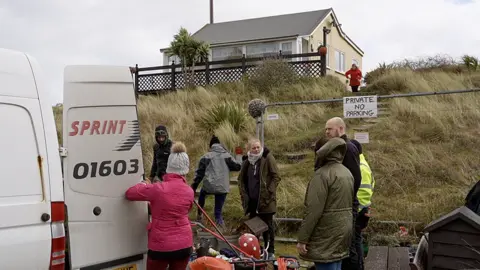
[247,148,263,165]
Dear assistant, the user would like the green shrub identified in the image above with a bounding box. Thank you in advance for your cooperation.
[247,58,300,92]
[364,70,411,94]
[462,55,479,71]
[197,101,248,134]
[393,54,459,71]
[364,62,395,85]
[365,54,468,85]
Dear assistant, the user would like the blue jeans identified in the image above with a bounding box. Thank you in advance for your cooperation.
[315,261,342,270]
[197,189,227,224]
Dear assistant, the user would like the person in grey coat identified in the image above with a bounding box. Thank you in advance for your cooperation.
[191,135,242,226]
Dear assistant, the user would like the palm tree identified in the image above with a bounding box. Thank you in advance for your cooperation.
[164,27,210,87]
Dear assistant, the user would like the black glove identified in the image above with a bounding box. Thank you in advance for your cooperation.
[242,155,248,161]
[191,183,199,192]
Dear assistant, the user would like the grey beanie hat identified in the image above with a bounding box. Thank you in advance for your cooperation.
[166,142,190,175]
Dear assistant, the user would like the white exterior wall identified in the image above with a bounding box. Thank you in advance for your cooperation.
[309,13,364,81]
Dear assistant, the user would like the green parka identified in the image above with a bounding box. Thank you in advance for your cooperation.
[297,137,354,263]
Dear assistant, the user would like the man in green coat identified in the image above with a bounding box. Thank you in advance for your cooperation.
[297,137,354,270]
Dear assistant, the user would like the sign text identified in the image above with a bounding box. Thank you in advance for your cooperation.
[69,120,127,136]
[343,96,378,118]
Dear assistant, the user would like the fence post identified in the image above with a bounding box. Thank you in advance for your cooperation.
[170,60,176,91]
[320,52,327,77]
[134,64,139,99]
[205,58,210,85]
[321,26,330,77]
[241,54,246,75]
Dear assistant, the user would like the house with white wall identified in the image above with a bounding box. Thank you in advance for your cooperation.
[160,8,364,80]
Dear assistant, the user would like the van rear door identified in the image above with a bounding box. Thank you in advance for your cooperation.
[0,48,53,270]
[62,65,148,270]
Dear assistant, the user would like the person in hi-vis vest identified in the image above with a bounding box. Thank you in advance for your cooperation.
[351,139,375,231]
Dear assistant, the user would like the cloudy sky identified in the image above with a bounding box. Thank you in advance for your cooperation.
[1,0,479,104]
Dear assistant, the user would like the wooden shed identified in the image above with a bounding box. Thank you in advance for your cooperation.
[423,206,480,270]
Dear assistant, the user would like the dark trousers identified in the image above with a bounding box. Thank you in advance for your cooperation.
[197,189,227,224]
[341,207,364,270]
[147,248,191,270]
[147,256,189,270]
[248,200,275,253]
[351,85,359,92]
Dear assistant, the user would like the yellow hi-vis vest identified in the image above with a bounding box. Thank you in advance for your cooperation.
[358,154,375,211]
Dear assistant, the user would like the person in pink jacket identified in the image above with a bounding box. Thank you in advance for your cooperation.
[125,141,194,270]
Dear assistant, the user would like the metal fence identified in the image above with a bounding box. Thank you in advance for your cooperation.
[247,88,480,241]
[250,88,480,146]
[133,52,323,94]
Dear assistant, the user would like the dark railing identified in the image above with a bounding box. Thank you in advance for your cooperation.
[134,51,323,94]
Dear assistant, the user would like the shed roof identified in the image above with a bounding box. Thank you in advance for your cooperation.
[191,9,331,45]
[424,206,480,232]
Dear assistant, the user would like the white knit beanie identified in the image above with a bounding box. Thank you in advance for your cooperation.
[166,142,190,176]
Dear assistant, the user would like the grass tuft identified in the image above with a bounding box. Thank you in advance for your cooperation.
[198,101,249,134]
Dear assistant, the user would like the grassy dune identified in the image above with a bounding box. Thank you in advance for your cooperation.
[364,70,480,226]
[53,63,480,238]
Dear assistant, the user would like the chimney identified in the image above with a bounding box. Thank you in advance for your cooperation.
[210,0,214,24]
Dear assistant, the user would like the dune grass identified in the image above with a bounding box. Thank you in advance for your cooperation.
[53,60,480,243]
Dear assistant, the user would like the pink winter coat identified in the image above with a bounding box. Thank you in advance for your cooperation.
[125,173,194,252]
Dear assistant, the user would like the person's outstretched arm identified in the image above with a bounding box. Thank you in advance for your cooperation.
[191,156,208,191]
[225,154,242,172]
[125,181,157,201]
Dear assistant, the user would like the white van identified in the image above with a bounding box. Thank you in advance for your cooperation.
[0,48,149,269]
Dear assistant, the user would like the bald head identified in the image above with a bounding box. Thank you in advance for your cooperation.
[325,117,346,138]
[328,117,346,128]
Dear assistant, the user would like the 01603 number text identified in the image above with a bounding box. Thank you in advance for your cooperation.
[73,159,139,179]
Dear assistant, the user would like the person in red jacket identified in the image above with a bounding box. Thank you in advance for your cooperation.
[126,141,194,270]
[345,64,362,93]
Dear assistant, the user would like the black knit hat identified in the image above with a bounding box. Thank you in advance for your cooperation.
[209,135,221,147]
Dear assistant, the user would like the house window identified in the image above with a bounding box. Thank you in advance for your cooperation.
[281,42,292,55]
[335,50,345,73]
[211,46,243,61]
[246,43,278,58]
[168,55,181,64]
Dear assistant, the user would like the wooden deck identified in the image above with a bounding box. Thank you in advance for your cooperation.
[365,246,412,270]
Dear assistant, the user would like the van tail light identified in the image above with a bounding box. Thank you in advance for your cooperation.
[50,202,66,270]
